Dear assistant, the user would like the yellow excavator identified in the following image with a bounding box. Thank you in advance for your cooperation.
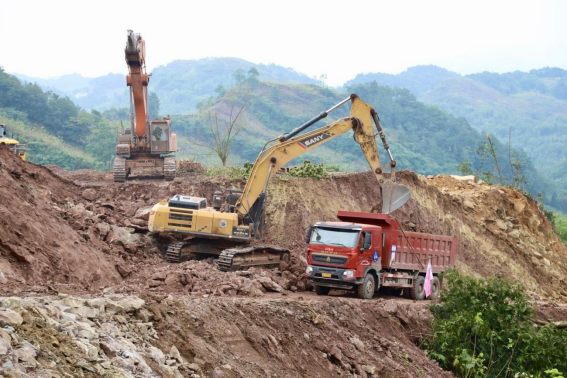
[148,94,410,270]
[0,124,27,161]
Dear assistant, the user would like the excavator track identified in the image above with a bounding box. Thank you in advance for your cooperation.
[166,241,185,263]
[113,157,127,182]
[217,245,290,272]
[164,156,176,181]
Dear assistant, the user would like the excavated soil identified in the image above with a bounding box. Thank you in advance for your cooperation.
[1,145,567,377]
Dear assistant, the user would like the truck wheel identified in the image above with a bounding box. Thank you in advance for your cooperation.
[430,276,441,299]
[357,274,376,300]
[410,276,426,300]
[314,286,330,296]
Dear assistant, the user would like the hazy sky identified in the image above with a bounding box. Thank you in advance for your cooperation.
[1,0,565,86]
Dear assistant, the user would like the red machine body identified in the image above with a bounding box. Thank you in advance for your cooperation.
[305,211,458,300]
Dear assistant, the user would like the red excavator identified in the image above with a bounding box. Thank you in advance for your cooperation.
[113,30,178,182]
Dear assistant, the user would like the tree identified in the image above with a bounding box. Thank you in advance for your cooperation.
[148,92,160,118]
[232,69,246,85]
[192,93,249,166]
[247,67,260,84]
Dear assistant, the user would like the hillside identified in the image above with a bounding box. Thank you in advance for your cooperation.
[342,66,567,211]
[0,146,566,377]
[0,67,119,170]
[14,58,320,114]
[177,80,551,202]
[344,65,460,96]
[420,75,567,210]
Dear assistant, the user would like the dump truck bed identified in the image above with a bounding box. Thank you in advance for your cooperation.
[337,211,458,273]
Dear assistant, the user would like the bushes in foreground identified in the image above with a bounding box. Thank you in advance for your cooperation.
[426,270,566,378]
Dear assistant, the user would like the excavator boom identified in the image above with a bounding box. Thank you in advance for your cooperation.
[235,94,409,224]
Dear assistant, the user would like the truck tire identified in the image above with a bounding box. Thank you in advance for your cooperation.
[357,274,376,300]
[430,276,441,299]
[410,276,426,300]
[314,286,330,296]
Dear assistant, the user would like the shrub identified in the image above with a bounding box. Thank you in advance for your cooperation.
[288,160,328,179]
[426,270,567,377]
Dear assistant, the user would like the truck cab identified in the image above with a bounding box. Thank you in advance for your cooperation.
[305,221,383,299]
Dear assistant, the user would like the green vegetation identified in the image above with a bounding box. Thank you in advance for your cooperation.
[420,75,567,211]
[344,65,459,96]
[427,270,567,378]
[343,65,567,212]
[0,67,119,170]
[205,161,253,180]
[552,212,567,246]
[288,160,328,179]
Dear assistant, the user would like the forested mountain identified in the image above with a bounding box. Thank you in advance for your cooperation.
[3,62,565,211]
[344,65,460,96]
[0,67,117,170]
[14,58,320,114]
[343,65,567,211]
[169,79,554,207]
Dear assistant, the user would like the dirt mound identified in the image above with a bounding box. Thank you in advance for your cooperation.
[262,171,567,301]
[401,173,567,301]
[37,162,567,301]
[0,146,122,294]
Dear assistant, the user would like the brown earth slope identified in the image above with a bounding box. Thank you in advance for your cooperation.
[1,153,567,377]
[0,146,122,293]
[2,147,566,300]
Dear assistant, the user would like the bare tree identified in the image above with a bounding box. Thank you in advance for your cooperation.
[193,95,249,166]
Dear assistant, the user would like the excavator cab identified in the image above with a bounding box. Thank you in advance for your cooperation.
[150,119,174,154]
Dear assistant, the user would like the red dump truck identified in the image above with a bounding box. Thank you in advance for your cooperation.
[305,211,458,300]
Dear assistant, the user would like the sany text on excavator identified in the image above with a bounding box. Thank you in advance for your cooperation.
[113,30,178,182]
[0,124,26,161]
[148,94,411,271]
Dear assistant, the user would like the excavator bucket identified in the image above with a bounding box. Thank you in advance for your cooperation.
[381,181,411,214]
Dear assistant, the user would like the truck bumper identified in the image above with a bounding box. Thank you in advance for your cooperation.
[308,266,362,290]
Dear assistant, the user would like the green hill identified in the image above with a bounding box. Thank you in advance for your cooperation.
[0,67,118,170]
[14,58,320,114]
[172,80,552,204]
[343,65,460,96]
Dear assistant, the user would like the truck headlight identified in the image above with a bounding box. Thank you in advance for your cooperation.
[305,265,313,276]
[342,270,355,279]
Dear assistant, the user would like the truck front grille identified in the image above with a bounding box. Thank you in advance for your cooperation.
[312,254,348,266]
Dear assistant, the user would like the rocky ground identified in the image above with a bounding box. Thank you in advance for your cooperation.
[1,145,567,377]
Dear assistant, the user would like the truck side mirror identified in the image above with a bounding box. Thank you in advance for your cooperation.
[305,226,313,244]
[363,232,372,250]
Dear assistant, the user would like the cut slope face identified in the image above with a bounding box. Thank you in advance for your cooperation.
[0,146,121,293]
[264,171,567,301]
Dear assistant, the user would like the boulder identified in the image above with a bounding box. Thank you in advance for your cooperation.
[170,345,182,362]
[81,188,97,201]
[256,276,284,293]
[450,175,476,182]
[117,297,145,313]
[135,207,152,221]
[0,308,23,327]
[148,346,165,365]
[0,337,11,356]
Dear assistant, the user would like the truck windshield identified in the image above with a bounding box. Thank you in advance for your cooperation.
[311,227,360,247]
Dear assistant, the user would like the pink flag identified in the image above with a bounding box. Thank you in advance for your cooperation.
[424,260,433,298]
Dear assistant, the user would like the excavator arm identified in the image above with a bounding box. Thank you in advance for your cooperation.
[125,30,150,138]
[235,94,410,228]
